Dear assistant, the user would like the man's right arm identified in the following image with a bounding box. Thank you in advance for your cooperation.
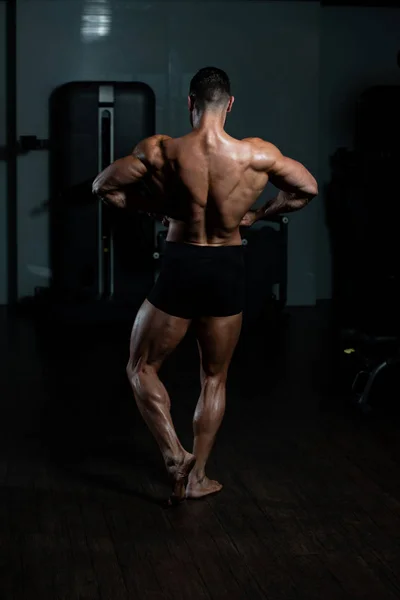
[243,141,318,225]
[92,134,170,211]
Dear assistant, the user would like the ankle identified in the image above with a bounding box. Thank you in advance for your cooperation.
[164,450,184,468]
[190,467,205,482]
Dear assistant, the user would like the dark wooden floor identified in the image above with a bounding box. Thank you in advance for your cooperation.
[1,305,400,600]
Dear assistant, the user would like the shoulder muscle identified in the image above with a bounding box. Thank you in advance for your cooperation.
[133,135,172,168]
[243,138,282,172]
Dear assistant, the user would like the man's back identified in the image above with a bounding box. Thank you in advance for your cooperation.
[94,64,317,248]
[139,131,270,246]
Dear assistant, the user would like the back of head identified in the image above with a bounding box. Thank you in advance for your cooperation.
[189,67,231,110]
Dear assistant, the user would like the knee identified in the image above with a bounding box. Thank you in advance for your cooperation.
[126,360,147,390]
[201,370,227,389]
[126,361,164,403]
[126,360,136,383]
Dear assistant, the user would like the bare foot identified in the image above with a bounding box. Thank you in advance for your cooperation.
[186,475,223,499]
[165,451,196,505]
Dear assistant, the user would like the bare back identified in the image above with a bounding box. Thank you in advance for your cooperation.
[94,128,317,246]
[139,132,270,246]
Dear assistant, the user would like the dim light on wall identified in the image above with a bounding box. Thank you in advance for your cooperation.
[81,0,112,42]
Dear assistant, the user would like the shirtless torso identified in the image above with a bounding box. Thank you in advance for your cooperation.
[95,128,317,246]
[136,131,271,246]
[92,67,317,504]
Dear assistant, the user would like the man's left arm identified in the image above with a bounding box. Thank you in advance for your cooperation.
[240,140,317,226]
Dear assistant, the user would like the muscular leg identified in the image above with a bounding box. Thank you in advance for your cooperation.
[126,300,194,502]
[186,312,242,499]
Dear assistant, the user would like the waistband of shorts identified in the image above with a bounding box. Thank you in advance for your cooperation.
[164,241,244,258]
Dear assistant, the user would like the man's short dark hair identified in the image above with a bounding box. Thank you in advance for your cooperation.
[189,67,231,109]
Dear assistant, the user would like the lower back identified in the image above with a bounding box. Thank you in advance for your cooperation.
[166,219,242,247]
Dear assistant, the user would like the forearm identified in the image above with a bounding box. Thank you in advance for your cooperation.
[94,183,147,210]
[256,156,318,220]
[92,155,147,208]
[256,189,315,221]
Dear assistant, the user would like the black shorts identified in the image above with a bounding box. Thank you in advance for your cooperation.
[148,242,245,319]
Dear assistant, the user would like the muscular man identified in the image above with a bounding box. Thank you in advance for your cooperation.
[92,67,318,503]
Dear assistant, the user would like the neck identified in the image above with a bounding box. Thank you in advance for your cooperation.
[192,108,226,132]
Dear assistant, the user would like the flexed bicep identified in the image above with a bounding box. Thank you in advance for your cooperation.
[268,151,318,198]
[248,139,318,221]
[92,134,171,209]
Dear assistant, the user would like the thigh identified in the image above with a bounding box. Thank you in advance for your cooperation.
[195,313,243,377]
[129,300,191,371]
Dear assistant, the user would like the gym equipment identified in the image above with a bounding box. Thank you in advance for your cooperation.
[329,86,400,412]
[50,81,156,306]
[354,348,400,413]
[341,333,400,414]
